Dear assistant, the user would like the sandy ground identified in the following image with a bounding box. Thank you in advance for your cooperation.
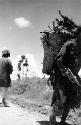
[1,79,81,125]
[0,95,81,125]
[0,96,50,125]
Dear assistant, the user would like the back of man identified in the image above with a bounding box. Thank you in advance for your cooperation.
[50,39,80,125]
[0,57,13,87]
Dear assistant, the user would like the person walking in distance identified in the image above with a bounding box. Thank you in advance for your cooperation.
[0,49,13,106]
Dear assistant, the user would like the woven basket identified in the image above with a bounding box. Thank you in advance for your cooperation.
[42,32,63,75]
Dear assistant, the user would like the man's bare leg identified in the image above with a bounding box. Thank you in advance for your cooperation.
[2,87,8,106]
[60,104,70,125]
[49,106,57,125]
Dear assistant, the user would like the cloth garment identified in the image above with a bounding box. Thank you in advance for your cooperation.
[0,57,13,87]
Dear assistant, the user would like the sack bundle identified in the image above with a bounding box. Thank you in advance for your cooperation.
[41,10,78,75]
[42,32,64,75]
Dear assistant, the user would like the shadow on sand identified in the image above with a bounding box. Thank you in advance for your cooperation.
[0,103,10,107]
[37,121,50,125]
[37,121,73,125]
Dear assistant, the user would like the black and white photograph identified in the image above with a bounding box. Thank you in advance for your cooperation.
[0,0,81,125]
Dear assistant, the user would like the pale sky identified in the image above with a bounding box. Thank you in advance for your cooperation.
[0,0,81,77]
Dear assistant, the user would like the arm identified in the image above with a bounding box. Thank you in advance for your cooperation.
[7,59,13,74]
[57,40,76,61]
[56,40,77,75]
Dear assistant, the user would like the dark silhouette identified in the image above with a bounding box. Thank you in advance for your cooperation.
[41,10,81,125]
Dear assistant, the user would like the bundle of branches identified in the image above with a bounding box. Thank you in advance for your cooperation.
[40,10,78,75]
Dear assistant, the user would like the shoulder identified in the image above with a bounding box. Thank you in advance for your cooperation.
[63,39,76,48]
[0,58,12,66]
[0,57,6,63]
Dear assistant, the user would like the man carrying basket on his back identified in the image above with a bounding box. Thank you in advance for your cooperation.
[49,39,81,125]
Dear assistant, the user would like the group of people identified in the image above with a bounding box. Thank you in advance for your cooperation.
[0,49,13,107]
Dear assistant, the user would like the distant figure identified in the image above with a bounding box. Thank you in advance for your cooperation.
[17,74,20,81]
[0,49,13,106]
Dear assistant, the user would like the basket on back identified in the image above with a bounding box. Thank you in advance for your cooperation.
[41,31,64,75]
[41,10,81,110]
[41,10,78,75]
